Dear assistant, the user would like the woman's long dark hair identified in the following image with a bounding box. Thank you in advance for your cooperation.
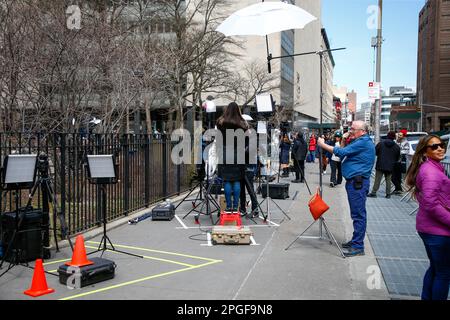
[405,134,442,198]
[216,102,248,130]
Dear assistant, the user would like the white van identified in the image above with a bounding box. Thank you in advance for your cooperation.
[441,133,450,161]
[440,134,450,177]
[403,132,428,156]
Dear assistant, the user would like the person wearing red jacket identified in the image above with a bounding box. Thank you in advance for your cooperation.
[308,134,317,163]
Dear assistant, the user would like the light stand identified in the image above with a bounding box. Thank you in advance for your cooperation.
[254,96,290,223]
[258,160,290,223]
[271,49,346,257]
[0,154,38,278]
[182,160,220,225]
[174,165,205,210]
[182,119,220,225]
[86,155,143,259]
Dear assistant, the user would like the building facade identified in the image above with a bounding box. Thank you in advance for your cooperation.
[347,90,357,116]
[417,0,450,132]
[290,1,337,131]
[320,28,336,125]
[355,102,372,127]
[210,0,335,131]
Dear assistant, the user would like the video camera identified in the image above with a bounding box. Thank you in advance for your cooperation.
[37,153,49,175]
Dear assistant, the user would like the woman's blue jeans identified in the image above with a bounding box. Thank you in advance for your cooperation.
[418,232,450,300]
[224,181,240,210]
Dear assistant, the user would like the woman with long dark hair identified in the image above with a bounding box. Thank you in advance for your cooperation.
[405,134,450,300]
[216,102,249,211]
[279,133,291,177]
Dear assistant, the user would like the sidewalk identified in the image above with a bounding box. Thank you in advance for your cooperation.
[365,183,427,299]
[0,162,399,300]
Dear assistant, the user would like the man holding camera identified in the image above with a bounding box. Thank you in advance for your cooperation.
[317,121,375,257]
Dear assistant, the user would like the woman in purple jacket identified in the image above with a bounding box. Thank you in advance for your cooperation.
[406,135,450,300]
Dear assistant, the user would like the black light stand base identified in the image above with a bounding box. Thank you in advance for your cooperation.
[87,235,144,259]
[88,185,144,260]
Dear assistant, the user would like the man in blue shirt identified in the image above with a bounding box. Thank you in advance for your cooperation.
[317,121,375,257]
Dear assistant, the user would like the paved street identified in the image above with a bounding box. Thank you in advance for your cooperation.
[0,162,438,300]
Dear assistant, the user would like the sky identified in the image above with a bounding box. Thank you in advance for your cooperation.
[322,0,426,108]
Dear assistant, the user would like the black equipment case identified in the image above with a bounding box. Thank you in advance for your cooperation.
[58,257,116,288]
[1,209,43,263]
[261,183,289,199]
[152,202,175,221]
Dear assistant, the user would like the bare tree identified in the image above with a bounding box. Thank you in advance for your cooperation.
[0,0,243,134]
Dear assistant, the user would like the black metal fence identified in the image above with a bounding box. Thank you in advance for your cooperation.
[0,132,193,238]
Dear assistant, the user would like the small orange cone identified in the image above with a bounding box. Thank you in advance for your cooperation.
[65,235,94,267]
[24,259,55,297]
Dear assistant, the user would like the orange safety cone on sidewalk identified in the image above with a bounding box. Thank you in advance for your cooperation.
[24,259,55,297]
[65,235,94,267]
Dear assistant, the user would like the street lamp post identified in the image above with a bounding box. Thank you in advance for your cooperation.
[374,0,383,144]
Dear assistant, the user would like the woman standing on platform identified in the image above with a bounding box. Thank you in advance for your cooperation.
[216,102,248,212]
[406,135,450,300]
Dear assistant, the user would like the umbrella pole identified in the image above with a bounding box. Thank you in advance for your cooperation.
[266,36,272,73]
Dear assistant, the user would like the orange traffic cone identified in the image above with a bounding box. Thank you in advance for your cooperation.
[24,259,55,297]
[65,235,94,267]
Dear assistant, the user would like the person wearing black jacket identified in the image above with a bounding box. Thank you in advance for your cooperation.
[368,131,401,198]
[216,102,249,211]
[291,132,308,183]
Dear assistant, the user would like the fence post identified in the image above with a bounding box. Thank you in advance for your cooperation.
[123,134,130,214]
[162,134,168,198]
[144,134,150,206]
[95,134,102,225]
[60,133,67,233]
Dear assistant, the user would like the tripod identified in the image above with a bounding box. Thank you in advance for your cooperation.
[182,161,220,225]
[88,184,143,259]
[240,171,266,224]
[26,154,73,253]
[284,157,344,257]
[285,213,345,258]
[175,180,203,210]
[174,164,206,210]
[258,161,290,223]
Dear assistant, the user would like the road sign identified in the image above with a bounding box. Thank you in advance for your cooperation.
[368,82,380,100]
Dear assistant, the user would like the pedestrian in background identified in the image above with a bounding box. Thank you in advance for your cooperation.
[216,102,248,212]
[317,121,375,257]
[308,134,317,163]
[367,131,400,199]
[291,131,308,183]
[279,133,291,177]
[329,131,343,187]
[405,135,450,300]
[392,131,410,194]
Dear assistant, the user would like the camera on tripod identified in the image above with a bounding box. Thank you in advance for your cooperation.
[37,153,49,175]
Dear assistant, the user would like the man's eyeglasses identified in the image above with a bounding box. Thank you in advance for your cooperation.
[350,128,364,132]
[426,142,446,151]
